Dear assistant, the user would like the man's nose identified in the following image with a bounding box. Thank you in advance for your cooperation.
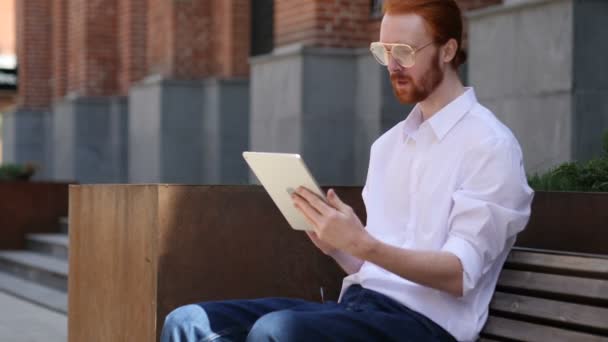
[387,53,403,73]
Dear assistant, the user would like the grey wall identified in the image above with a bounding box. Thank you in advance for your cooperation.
[53,96,128,183]
[572,0,608,161]
[469,0,608,174]
[469,0,574,175]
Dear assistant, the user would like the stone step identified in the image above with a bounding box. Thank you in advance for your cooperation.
[0,271,67,314]
[0,251,68,292]
[59,216,69,234]
[26,233,69,260]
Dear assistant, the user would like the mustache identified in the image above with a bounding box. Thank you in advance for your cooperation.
[390,73,412,83]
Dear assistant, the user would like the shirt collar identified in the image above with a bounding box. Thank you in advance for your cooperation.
[402,105,424,139]
[402,87,478,142]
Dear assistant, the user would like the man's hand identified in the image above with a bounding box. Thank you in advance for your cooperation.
[292,187,464,297]
[292,187,374,258]
[305,231,337,256]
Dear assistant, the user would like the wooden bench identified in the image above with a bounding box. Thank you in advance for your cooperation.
[480,248,608,341]
[67,185,608,341]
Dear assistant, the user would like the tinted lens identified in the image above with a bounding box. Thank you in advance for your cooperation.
[392,45,415,68]
[370,43,388,66]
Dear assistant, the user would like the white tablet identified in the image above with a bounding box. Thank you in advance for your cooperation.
[243,152,325,231]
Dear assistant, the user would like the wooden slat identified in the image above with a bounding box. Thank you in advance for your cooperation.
[513,247,608,261]
[506,250,608,279]
[482,316,607,342]
[491,292,608,333]
[497,269,608,304]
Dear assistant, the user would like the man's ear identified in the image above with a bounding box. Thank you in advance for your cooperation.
[442,38,458,64]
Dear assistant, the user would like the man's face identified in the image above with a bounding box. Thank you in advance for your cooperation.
[380,14,444,104]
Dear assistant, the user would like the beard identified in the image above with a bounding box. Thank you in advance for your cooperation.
[390,52,444,104]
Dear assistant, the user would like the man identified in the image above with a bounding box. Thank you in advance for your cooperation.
[161,0,533,341]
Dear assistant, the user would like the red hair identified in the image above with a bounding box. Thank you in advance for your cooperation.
[383,0,467,68]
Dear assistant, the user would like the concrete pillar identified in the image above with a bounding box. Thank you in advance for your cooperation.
[2,110,53,179]
[53,96,127,183]
[468,0,608,174]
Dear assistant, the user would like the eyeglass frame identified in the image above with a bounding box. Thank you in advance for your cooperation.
[369,41,435,68]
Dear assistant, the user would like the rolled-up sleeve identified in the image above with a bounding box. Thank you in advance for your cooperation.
[441,137,534,296]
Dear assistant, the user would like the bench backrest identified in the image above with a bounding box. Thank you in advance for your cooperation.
[480,248,608,341]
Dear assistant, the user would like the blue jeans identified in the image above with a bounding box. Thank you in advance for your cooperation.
[161,285,457,342]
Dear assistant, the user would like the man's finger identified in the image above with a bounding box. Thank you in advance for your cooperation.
[299,207,320,231]
[296,187,332,215]
[293,194,322,226]
[327,188,350,213]
[306,230,320,242]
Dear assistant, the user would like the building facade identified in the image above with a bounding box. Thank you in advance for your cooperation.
[3,0,549,185]
[0,0,18,163]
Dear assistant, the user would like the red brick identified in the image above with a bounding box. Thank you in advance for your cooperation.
[147,0,250,79]
[16,0,52,109]
[275,0,371,48]
[52,0,68,99]
[66,0,119,97]
[211,0,251,78]
[275,0,502,49]
[118,0,147,94]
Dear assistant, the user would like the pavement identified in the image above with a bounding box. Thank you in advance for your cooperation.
[0,291,67,342]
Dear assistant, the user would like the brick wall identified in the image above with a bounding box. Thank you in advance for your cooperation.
[212,0,251,78]
[66,0,84,96]
[173,0,213,79]
[15,0,252,108]
[51,0,68,99]
[276,0,502,49]
[146,0,173,78]
[66,0,146,97]
[81,0,119,96]
[118,0,147,95]
[16,0,52,109]
[147,0,213,79]
[275,0,371,48]
[147,0,250,79]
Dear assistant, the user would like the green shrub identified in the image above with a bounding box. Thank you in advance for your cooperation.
[528,131,608,192]
[0,163,37,181]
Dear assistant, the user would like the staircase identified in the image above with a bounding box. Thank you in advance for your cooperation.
[0,217,68,314]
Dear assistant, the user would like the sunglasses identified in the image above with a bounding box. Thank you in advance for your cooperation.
[370,41,434,68]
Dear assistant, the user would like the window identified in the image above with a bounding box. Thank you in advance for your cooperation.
[251,0,274,56]
[371,0,384,18]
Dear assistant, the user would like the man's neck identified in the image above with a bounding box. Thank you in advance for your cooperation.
[419,70,466,121]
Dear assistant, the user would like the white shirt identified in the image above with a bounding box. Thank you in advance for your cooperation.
[340,88,534,341]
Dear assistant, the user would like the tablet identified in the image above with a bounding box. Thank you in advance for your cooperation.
[243,152,325,231]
